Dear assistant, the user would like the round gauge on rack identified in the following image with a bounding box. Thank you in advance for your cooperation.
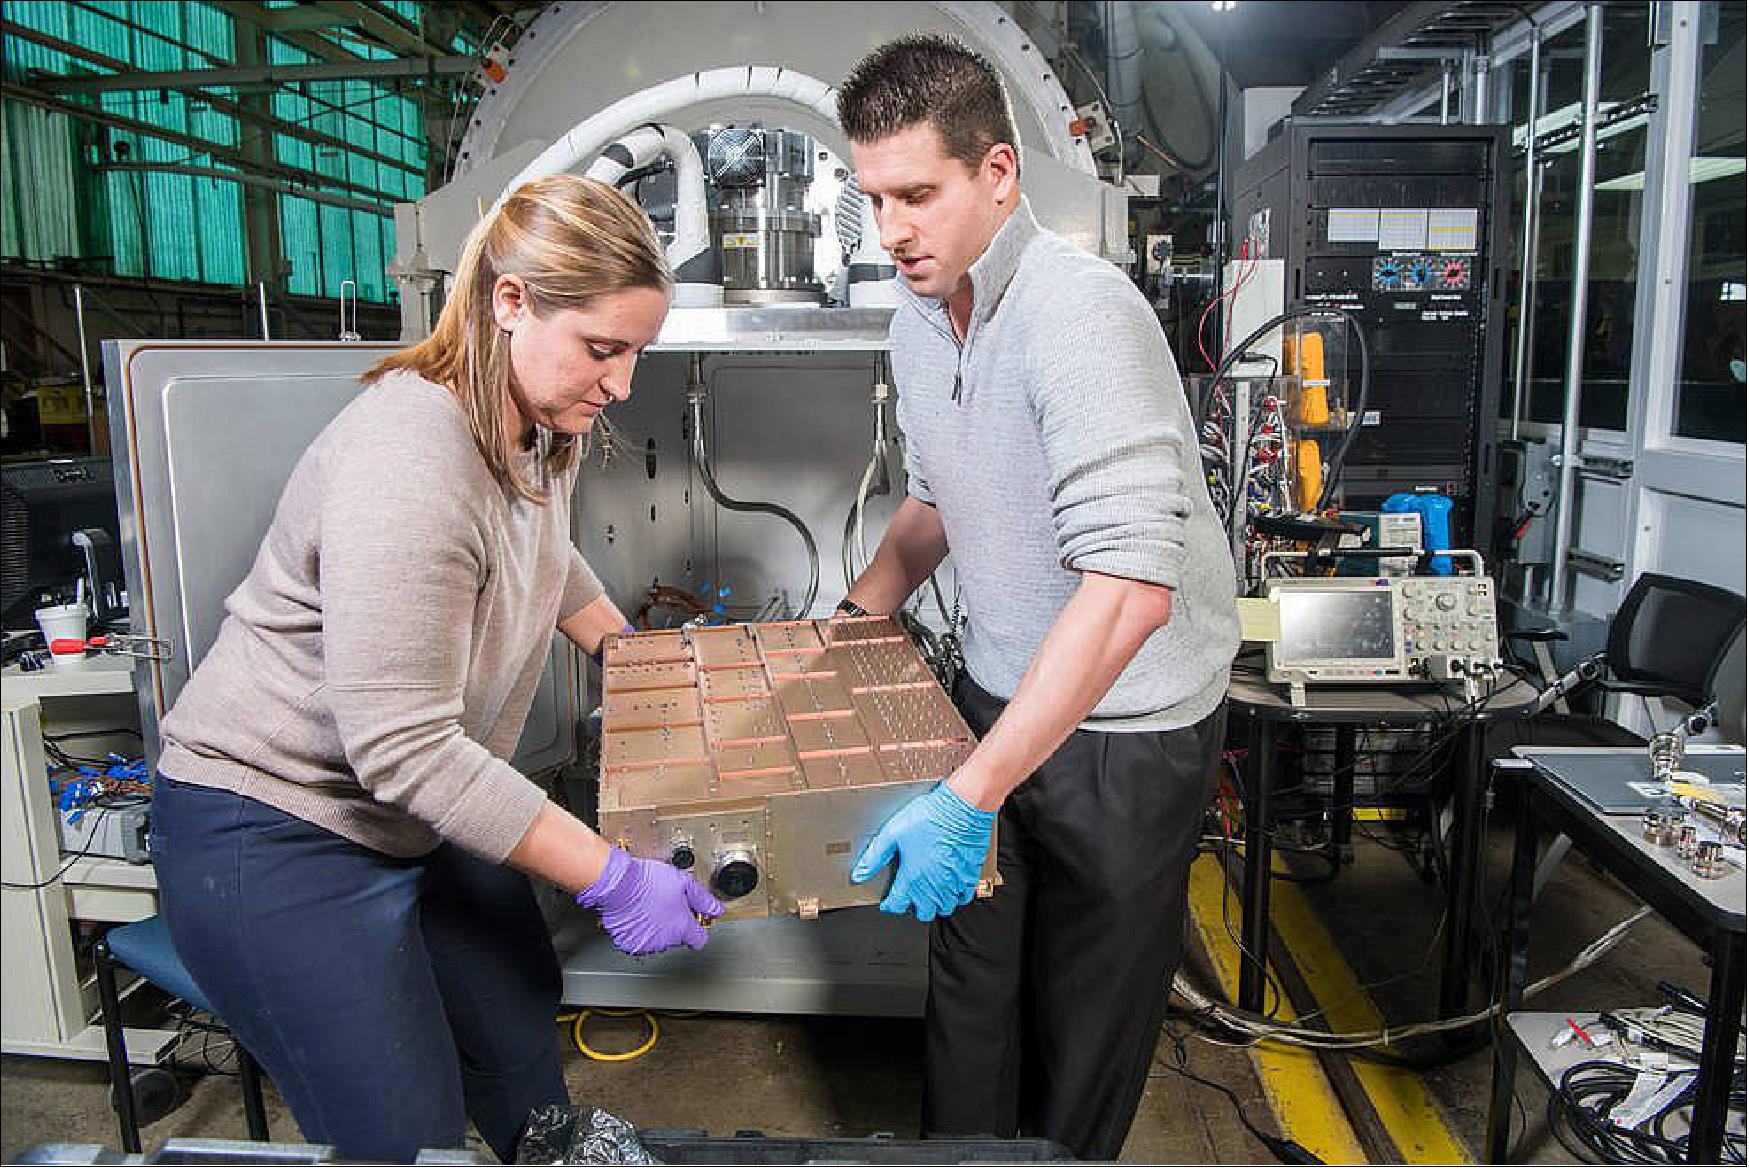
[1407,259,1436,288]
[1372,258,1403,290]
[1439,258,1472,289]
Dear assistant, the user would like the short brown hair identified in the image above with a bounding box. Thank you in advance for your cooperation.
[370,175,672,503]
[836,33,1019,175]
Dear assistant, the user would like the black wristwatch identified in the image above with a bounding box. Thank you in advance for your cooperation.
[835,598,869,618]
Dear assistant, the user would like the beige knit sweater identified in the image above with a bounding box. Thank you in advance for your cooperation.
[157,370,603,862]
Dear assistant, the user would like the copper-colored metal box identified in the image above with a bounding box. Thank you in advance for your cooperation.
[597,617,996,919]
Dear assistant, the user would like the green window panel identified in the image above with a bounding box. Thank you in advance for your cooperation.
[3,1,428,300]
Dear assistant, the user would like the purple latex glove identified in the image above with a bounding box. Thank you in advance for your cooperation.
[575,847,724,955]
[588,624,639,668]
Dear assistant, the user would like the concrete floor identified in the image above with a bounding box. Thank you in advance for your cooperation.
[1,812,1725,1164]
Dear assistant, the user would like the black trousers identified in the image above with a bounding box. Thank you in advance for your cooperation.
[923,675,1223,1161]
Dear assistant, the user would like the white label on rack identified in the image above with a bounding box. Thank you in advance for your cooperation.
[1328,208,1379,243]
[1378,209,1429,250]
[1428,208,1479,252]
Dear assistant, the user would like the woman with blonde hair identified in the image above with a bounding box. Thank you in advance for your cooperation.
[149,175,719,1162]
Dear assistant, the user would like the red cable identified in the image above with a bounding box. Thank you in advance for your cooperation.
[1196,240,1258,372]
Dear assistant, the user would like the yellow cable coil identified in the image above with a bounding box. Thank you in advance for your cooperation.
[560,1007,661,1063]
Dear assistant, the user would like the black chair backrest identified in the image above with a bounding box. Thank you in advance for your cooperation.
[1607,573,1747,708]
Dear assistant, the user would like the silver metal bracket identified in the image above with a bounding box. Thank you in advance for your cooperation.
[1578,454,1635,480]
[1568,548,1626,581]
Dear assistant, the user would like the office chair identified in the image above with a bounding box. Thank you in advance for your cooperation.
[1502,572,1746,749]
[92,915,270,1153]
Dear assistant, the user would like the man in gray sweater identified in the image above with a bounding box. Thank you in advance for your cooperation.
[837,34,1241,1160]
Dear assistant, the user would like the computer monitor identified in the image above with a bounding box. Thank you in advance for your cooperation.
[1,457,125,630]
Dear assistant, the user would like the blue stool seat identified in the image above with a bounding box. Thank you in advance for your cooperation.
[104,916,215,1016]
[95,914,270,1152]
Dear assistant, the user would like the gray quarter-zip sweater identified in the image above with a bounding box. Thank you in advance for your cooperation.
[891,198,1240,731]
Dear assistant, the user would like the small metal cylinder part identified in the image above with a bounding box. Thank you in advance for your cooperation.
[1642,808,1679,847]
[1675,824,1699,860]
[1648,730,1685,783]
[1691,840,1729,879]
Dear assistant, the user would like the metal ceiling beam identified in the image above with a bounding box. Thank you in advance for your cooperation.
[35,55,476,95]
[0,82,404,206]
[208,0,365,64]
[96,161,393,214]
[2,20,426,178]
[1290,1,1517,117]
[318,1,440,57]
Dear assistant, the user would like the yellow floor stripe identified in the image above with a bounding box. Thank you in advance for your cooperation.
[1266,872,1474,1164]
[1184,855,1368,1164]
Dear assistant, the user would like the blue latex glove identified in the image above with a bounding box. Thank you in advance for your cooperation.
[850,782,996,921]
[575,847,725,955]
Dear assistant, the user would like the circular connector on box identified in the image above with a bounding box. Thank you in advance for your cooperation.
[712,849,760,899]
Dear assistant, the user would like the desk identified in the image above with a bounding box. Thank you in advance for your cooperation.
[1225,666,1542,1015]
[1485,748,1745,1164]
[2,657,173,1061]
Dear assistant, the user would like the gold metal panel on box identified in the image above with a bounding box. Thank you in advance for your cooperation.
[799,749,887,789]
[788,713,870,755]
[690,625,760,668]
[716,766,802,799]
[754,621,825,654]
[851,683,970,749]
[598,761,715,812]
[767,781,932,915]
[597,619,990,919]
[604,725,709,768]
[879,741,977,784]
[699,665,771,703]
[837,640,933,689]
[713,738,798,776]
[774,673,855,719]
[602,688,702,733]
[822,615,906,645]
[604,661,696,692]
[600,807,773,923]
[703,697,786,746]
[604,630,689,666]
[764,647,829,676]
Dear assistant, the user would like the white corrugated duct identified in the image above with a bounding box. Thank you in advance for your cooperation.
[584,123,719,308]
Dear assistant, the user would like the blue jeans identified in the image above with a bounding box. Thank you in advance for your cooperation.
[149,775,569,1163]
